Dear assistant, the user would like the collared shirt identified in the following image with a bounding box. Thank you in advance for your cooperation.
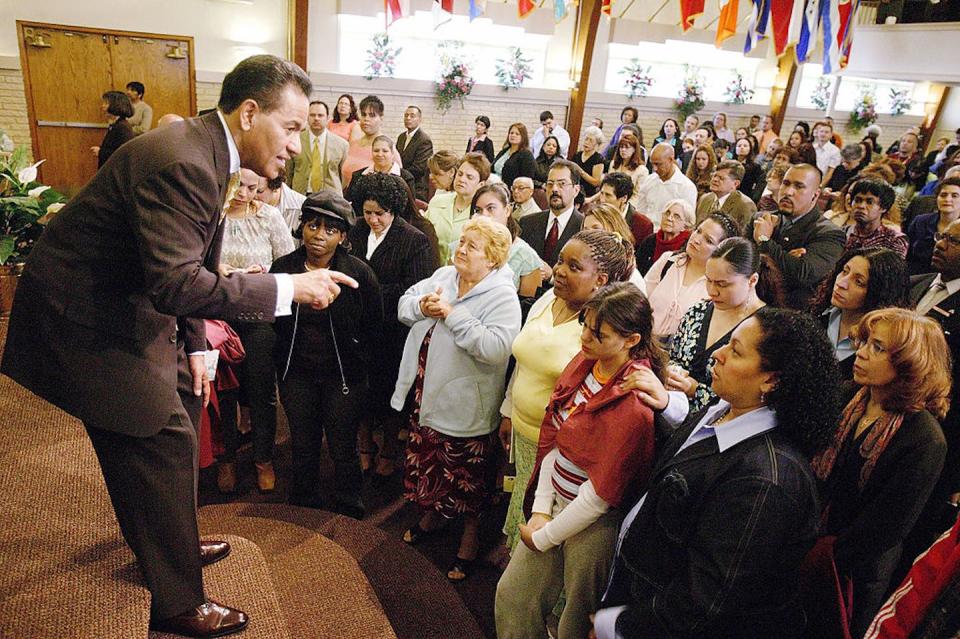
[402,127,420,149]
[595,400,777,639]
[635,169,698,229]
[813,140,842,176]
[825,307,856,362]
[512,197,540,220]
[778,208,813,234]
[531,125,571,158]
[307,129,328,193]
[917,274,960,317]
[716,191,732,209]
[545,206,576,241]
[216,110,293,317]
[844,223,908,258]
[365,223,392,260]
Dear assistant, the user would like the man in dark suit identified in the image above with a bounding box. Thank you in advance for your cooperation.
[904,218,960,560]
[749,164,845,309]
[1,55,356,638]
[519,159,584,270]
[396,105,433,201]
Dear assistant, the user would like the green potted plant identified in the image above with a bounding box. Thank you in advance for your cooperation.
[0,147,67,316]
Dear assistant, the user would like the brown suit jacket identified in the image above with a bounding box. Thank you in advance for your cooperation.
[1,112,278,436]
[696,190,758,231]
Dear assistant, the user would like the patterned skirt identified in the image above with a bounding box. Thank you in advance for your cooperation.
[402,327,501,518]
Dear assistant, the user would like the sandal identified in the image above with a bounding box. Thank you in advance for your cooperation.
[446,556,477,582]
[402,521,445,545]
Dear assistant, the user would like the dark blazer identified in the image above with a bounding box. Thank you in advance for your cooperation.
[519,209,584,266]
[534,154,559,187]
[902,194,936,235]
[737,161,763,202]
[817,311,856,381]
[603,407,820,638]
[748,207,845,310]
[906,212,939,275]
[466,137,495,164]
[493,147,537,188]
[270,246,383,386]
[98,118,135,168]
[397,128,433,200]
[1,112,278,437]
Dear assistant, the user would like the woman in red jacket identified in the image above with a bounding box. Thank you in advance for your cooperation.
[495,281,664,639]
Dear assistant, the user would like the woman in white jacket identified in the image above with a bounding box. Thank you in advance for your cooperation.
[393,216,522,582]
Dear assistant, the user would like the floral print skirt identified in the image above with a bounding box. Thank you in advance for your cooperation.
[402,327,500,518]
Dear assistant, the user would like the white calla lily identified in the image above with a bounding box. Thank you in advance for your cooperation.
[17,159,46,184]
[28,185,51,198]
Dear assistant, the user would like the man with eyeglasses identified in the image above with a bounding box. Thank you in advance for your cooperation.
[907,177,960,275]
[904,216,960,573]
[519,159,584,268]
[842,179,908,258]
[510,176,540,220]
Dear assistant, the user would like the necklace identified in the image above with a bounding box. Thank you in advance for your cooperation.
[552,299,579,325]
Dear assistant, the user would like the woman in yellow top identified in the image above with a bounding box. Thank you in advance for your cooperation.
[425,152,490,265]
[499,229,636,551]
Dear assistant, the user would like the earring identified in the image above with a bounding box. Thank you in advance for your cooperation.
[760,391,767,404]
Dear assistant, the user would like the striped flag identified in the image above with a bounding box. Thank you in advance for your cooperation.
[716,0,740,46]
[681,0,706,30]
[433,0,453,29]
[821,0,841,73]
[519,0,536,18]
[786,0,807,51]
[770,0,795,55]
[555,0,569,21]
[743,0,770,53]
[602,0,614,14]
[385,0,409,27]
[837,0,859,67]
[469,0,487,20]
[796,0,821,62]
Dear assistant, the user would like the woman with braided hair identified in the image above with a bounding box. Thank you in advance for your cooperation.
[500,230,680,554]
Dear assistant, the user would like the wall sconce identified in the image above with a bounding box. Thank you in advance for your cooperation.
[165,44,187,59]
[24,28,52,48]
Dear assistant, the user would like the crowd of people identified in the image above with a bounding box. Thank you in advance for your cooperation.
[71,75,960,637]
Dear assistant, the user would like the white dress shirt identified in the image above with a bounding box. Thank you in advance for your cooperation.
[813,140,842,176]
[365,224,392,260]
[916,274,960,317]
[545,206,576,240]
[635,169,698,229]
[531,125,571,158]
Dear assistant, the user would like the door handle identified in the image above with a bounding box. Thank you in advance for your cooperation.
[37,120,108,129]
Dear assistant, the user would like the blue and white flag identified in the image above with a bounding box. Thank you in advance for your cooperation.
[821,0,841,73]
[796,0,821,61]
[743,0,771,53]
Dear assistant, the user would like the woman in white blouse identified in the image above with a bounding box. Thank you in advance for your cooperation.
[644,212,739,348]
[216,167,295,494]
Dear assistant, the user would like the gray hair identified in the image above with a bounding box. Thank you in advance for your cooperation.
[841,144,864,162]
[583,125,605,147]
[662,198,696,229]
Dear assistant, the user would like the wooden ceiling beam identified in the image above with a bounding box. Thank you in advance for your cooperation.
[769,48,798,135]
[565,0,604,157]
[289,0,309,71]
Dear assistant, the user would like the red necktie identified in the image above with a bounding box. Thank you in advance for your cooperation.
[544,218,560,263]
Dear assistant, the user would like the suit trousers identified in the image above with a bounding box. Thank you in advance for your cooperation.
[84,390,205,619]
[278,370,363,508]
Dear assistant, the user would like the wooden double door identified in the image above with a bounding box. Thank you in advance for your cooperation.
[17,22,196,195]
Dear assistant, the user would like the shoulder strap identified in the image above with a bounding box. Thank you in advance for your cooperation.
[660,255,674,280]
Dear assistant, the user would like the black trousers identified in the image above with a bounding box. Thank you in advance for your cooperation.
[221,321,277,463]
[84,390,204,619]
[278,371,363,507]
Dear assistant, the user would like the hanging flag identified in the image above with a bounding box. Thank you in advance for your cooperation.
[385,0,409,27]
[555,0,569,21]
[433,0,453,29]
[786,0,806,51]
[821,0,841,73]
[796,0,821,62]
[837,0,859,67]
[681,0,706,30]
[743,0,770,53]
[469,0,487,20]
[716,0,740,46]
[519,0,536,18]
[602,0,614,14]
[770,0,795,55]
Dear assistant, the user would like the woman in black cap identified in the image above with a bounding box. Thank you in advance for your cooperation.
[270,191,383,518]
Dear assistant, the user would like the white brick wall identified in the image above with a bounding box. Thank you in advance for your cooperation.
[0,68,31,161]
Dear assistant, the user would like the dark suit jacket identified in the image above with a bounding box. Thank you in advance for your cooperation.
[466,137,495,164]
[748,207,845,310]
[1,112,278,437]
[397,129,433,200]
[493,147,537,188]
[98,118,135,168]
[519,209,584,266]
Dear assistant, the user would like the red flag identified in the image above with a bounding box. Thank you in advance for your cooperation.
[680,0,705,31]
[770,0,795,55]
[602,0,613,14]
[716,0,739,45]
[519,0,536,17]
[385,0,409,26]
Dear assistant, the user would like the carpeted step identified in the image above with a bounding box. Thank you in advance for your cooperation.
[150,534,290,639]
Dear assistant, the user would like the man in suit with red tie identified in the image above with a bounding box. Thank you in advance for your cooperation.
[519,159,584,271]
[903,218,960,565]
[1,55,356,638]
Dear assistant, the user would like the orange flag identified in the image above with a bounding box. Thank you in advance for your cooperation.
[716,0,740,45]
[519,0,536,17]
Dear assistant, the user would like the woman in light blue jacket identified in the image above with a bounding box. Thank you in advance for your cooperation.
[393,216,522,582]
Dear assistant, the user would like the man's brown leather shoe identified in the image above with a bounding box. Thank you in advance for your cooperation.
[200,540,231,567]
[149,601,248,638]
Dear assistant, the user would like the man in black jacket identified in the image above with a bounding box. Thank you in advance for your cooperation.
[396,105,433,201]
[749,164,845,309]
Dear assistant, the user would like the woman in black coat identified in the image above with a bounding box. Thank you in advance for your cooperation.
[813,308,950,637]
[492,122,537,188]
[596,308,840,639]
[466,115,495,165]
[346,172,436,480]
[95,90,135,168]
[271,192,383,518]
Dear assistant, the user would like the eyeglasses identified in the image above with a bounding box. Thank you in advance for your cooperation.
[512,184,532,191]
[545,180,572,189]
[934,232,960,247]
